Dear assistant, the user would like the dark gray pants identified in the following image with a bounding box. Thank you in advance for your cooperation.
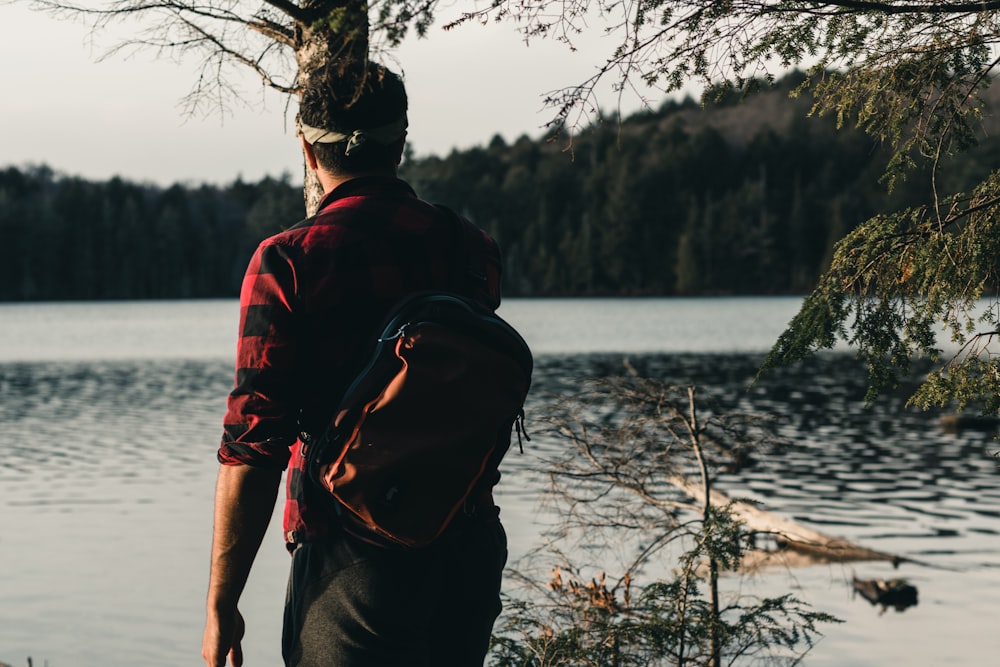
[282,519,507,667]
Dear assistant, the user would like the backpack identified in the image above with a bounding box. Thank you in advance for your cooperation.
[302,211,533,548]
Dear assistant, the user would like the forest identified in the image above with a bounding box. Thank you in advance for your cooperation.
[3,72,999,301]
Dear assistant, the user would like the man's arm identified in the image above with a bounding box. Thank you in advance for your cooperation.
[202,463,283,667]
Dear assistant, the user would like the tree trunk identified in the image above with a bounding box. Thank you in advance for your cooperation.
[295,1,371,215]
[669,475,907,570]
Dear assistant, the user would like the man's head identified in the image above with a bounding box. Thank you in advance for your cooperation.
[298,61,408,176]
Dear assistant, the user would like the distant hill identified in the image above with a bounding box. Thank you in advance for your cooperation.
[3,71,999,300]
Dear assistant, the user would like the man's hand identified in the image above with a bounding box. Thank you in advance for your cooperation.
[202,463,282,666]
[203,607,246,666]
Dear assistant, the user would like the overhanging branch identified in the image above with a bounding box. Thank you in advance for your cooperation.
[261,0,309,23]
[176,15,296,95]
[806,0,1000,14]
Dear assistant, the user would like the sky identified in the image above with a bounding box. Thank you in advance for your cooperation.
[0,3,670,187]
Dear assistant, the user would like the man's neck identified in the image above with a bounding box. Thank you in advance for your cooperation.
[319,169,396,195]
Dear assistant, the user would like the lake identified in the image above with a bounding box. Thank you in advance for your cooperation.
[1,297,998,666]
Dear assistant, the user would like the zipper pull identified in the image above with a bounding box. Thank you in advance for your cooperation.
[514,410,530,454]
[299,430,313,456]
[378,323,409,343]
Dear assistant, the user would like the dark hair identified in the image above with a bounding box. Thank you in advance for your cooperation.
[299,61,408,174]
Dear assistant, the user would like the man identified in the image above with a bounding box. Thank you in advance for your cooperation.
[202,61,508,667]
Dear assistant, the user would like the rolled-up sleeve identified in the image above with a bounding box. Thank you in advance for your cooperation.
[218,241,302,469]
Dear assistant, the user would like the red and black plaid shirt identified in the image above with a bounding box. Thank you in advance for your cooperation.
[217,176,501,547]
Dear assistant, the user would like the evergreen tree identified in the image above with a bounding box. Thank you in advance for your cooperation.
[456,1,1000,416]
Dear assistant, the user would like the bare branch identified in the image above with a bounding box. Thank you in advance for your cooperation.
[25,0,301,113]
[175,13,296,95]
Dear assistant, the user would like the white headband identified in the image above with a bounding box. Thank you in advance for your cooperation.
[299,115,408,156]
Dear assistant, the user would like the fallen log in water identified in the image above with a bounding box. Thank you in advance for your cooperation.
[670,475,908,571]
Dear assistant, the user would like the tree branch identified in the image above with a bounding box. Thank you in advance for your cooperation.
[29,0,298,45]
[261,0,309,23]
[175,14,296,95]
[805,0,1000,15]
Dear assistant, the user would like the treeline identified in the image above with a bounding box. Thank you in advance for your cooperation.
[403,73,1000,296]
[0,167,303,301]
[3,72,998,301]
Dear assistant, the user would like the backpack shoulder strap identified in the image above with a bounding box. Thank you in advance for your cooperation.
[434,204,501,310]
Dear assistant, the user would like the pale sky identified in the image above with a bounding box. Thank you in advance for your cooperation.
[0,3,667,186]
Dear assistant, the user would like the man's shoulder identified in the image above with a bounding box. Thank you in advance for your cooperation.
[258,197,381,252]
[252,180,440,260]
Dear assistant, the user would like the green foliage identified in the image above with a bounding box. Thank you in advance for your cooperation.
[311,6,352,33]
[914,357,1000,414]
[373,0,437,43]
[760,166,1000,410]
[807,55,990,193]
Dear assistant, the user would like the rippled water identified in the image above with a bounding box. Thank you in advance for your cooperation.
[597,353,1000,667]
[2,300,999,666]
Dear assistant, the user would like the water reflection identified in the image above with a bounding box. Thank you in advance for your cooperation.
[4,353,998,555]
[510,356,998,604]
[2,352,999,666]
